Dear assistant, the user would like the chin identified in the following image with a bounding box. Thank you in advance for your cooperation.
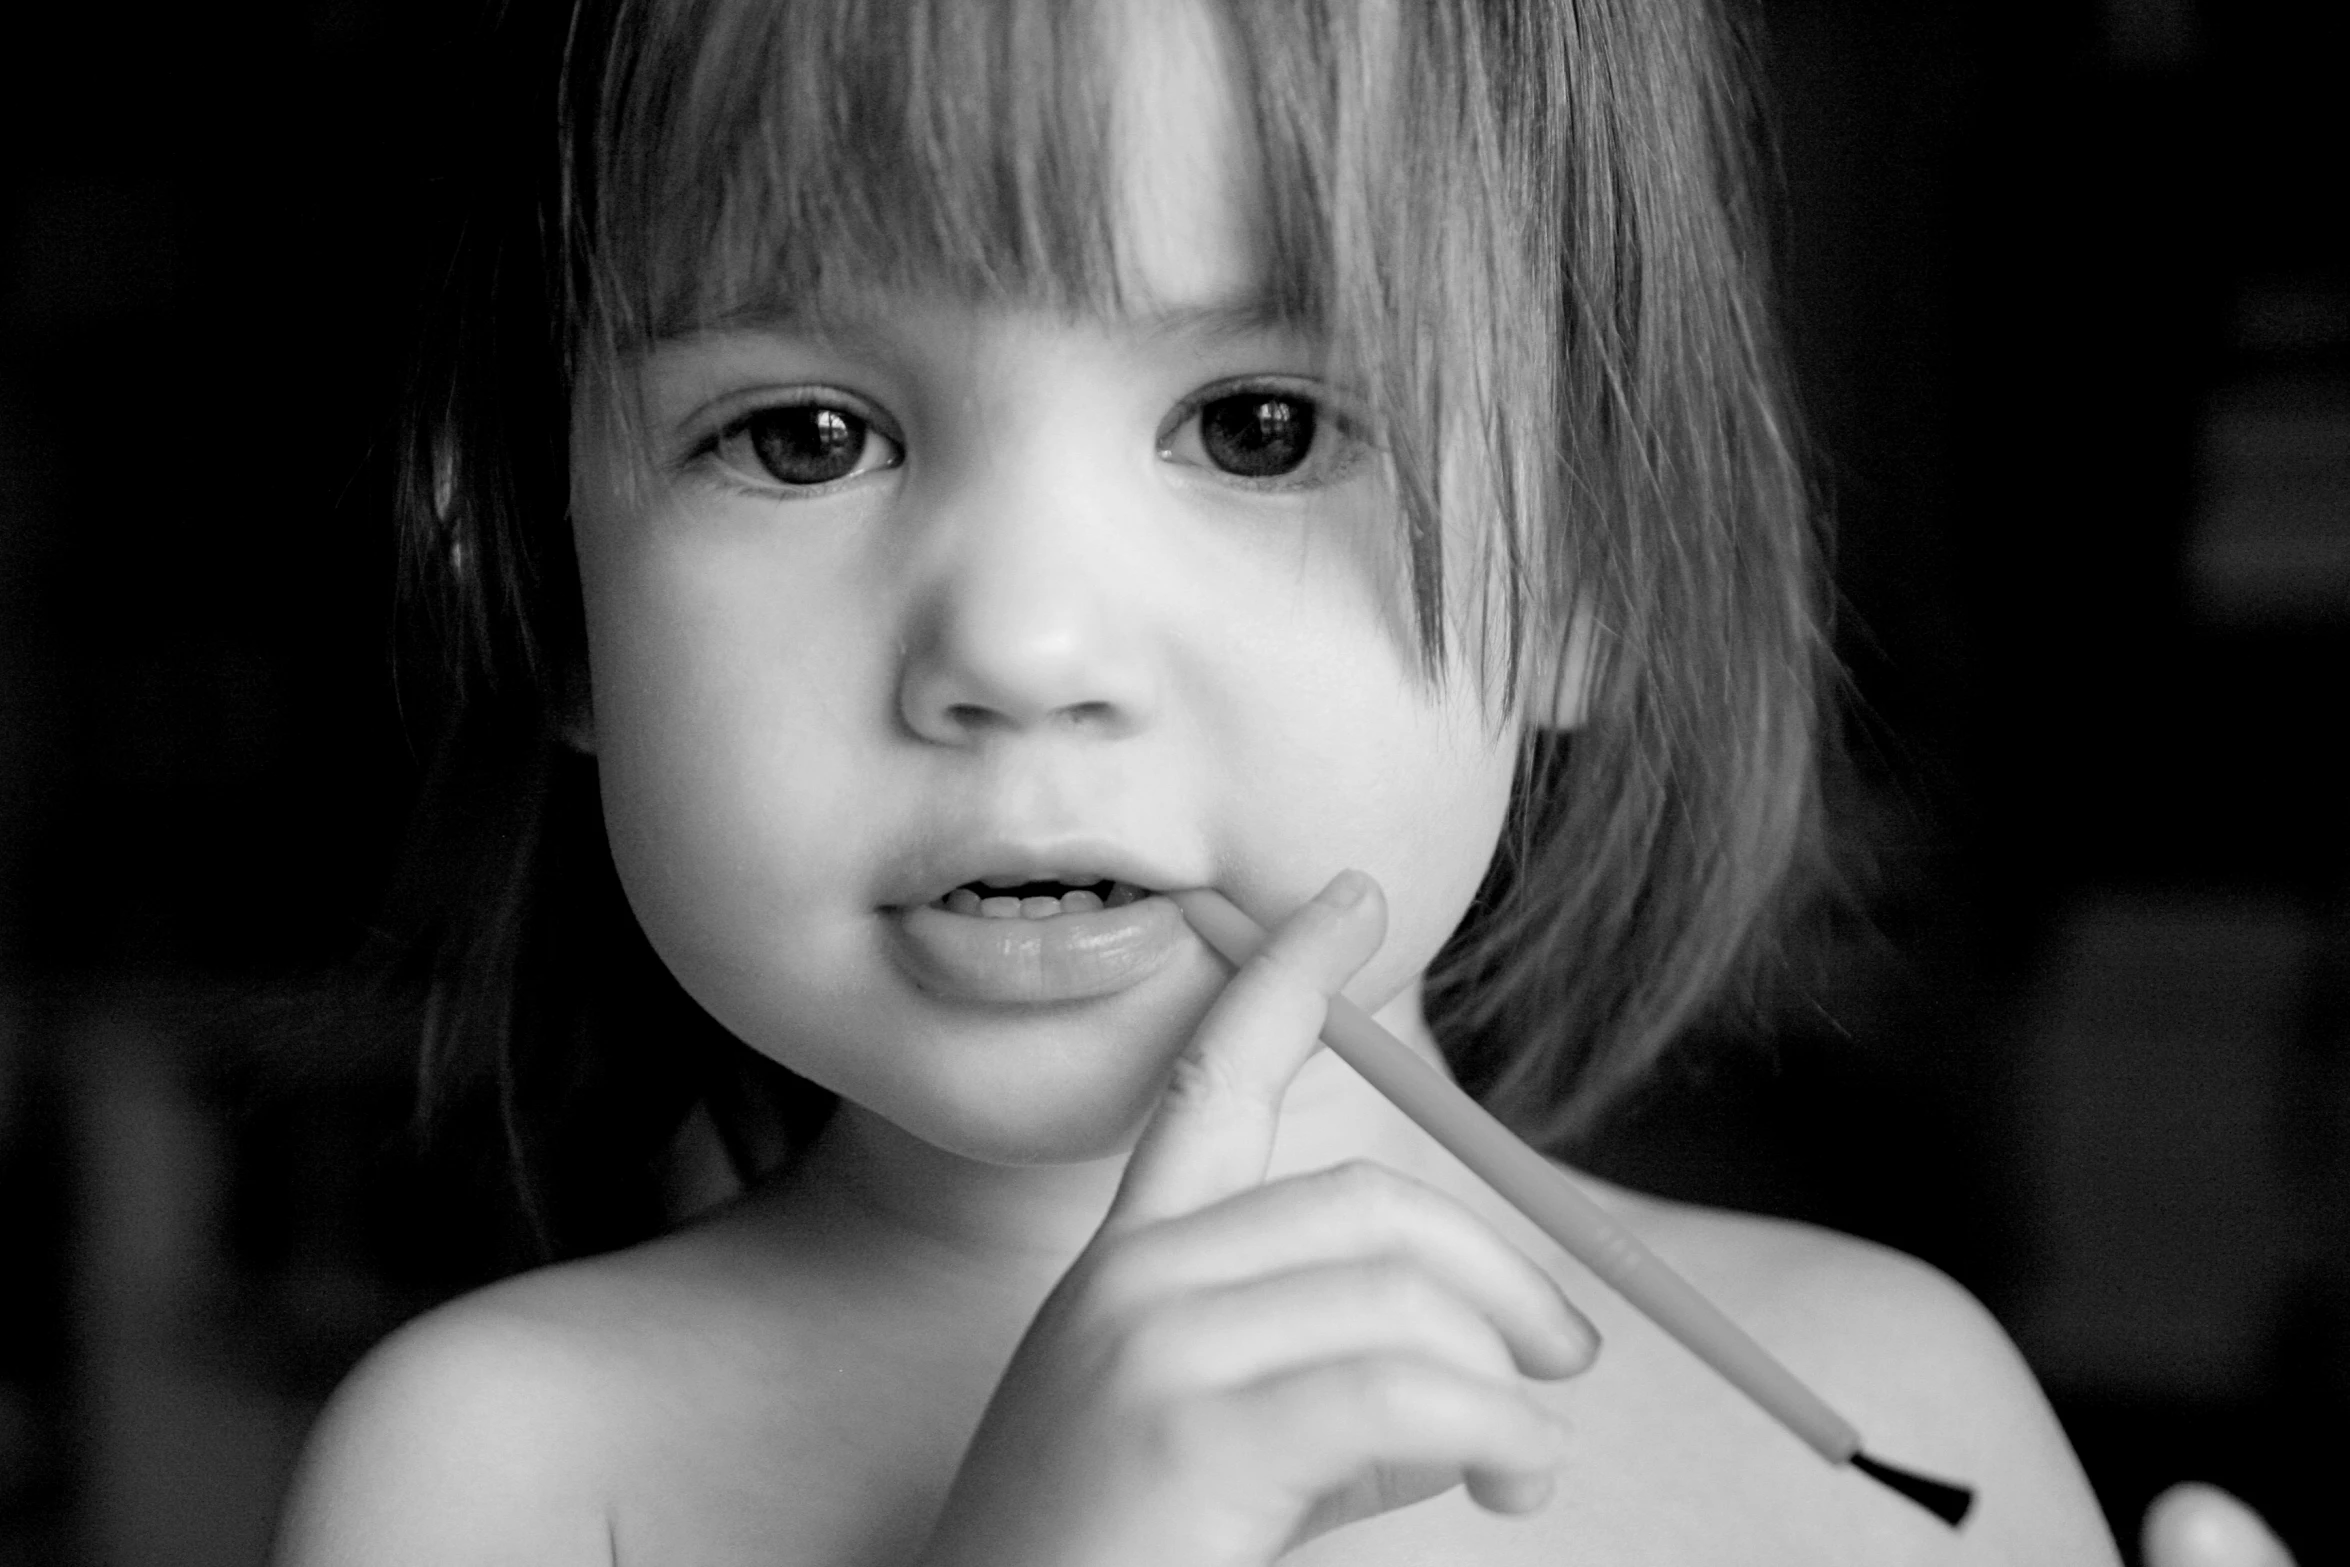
[913,1058,1172,1166]
[913,960,1235,1161]
[866,1009,1198,1167]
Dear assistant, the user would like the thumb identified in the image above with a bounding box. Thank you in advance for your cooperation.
[2143,1484,2296,1567]
[1106,871,1387,1230]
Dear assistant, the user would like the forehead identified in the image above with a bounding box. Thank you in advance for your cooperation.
[597,0,1279,346]
[1104,1,1262,311]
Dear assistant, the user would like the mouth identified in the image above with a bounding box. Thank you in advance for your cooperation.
[889,862,1188,1004]
[931,876,1157,919]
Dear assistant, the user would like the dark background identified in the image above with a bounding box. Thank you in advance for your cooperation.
[1,0,2343,1562]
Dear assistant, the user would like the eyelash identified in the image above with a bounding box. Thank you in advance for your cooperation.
[681,378,1372,498]
[686,390,904,497]
[1157,378,1371,494]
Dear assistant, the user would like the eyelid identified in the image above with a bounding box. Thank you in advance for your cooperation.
[1154,374,1373,450]
[681,383,903,455]
[678,384,905,494]
[1156,374,1378,493]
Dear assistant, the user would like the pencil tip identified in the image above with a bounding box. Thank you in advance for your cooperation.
[1851,1451,1975,1528]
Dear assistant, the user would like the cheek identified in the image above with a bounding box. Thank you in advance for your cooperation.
[572,491,883,981]
[1340,708,1518,1006]
[1210,603,1517,1006]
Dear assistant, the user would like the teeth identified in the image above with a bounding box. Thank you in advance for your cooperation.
[934,879,1146,917]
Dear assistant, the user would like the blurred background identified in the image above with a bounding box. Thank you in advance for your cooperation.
[0,0,2343,1562]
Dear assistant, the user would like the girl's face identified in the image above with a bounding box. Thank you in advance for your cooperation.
[571,1,1522,1165]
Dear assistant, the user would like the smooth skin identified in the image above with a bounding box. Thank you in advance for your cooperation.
[914,874,1592,1567]
[274,867,2125,1567]
[275,3,2138,1564]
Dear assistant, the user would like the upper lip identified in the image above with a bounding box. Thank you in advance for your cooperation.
[878,837,1197,909]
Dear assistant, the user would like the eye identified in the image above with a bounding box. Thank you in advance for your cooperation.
[706,398,902,491]
[1160,382,1364,488]
[1198,390,1315,477]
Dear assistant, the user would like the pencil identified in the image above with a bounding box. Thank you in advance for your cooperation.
[1171,886,1974,1529]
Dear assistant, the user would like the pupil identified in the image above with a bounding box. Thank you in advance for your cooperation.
[1199,393,1315,478]
[750,406,865,485]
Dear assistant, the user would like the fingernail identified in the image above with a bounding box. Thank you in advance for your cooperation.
[1561,1304,1601,1369]
[1509,1469,1559,1513]
[1320,869,1372,909]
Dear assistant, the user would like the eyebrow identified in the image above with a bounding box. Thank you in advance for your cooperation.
[1124,295,1304,343]
[662,288,1307,350]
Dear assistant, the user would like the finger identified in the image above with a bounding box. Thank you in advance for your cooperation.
[1113,1161,1598,1377]
[2143,1483,2298,1567]
[1124,1258,1522,1394]
[1465,1468,1556,1515]
[1108,871,1386,1229]
[1236,1355,1568,1514]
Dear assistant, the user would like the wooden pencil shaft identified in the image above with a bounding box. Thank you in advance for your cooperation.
[1317,992,1860,1462]
[1171,888,1862,1466]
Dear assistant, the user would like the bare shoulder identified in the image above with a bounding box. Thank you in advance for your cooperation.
[1599,1179,2123,1565]
[271,1222,796,1567]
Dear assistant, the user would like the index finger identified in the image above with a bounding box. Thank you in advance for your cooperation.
[1104,871,1387,1232]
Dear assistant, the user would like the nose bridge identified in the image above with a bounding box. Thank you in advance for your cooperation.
[898,441,1157,740]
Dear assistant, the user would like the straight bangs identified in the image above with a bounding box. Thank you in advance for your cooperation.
[559,0,1590,678]
[405,0,1826,1213]
[548,0,1825,1146]
[572,0,1126,348]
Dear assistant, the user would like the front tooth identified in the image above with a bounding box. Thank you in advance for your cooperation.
[1061,889,1103,914]
[1018,896,1061,919]
[945,887,982,915]
[1105,882,1143,908]
[979,896,1023,918]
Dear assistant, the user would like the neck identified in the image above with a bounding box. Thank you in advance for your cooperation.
[791,1101,1123,1284]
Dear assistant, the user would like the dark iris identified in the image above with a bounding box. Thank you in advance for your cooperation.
[1198,392,1317,478]
[746,405,869,486]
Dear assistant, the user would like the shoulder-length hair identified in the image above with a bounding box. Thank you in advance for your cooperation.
[393,0,1824,1259]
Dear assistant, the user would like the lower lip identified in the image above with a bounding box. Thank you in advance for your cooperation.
[888,894,1189,1005]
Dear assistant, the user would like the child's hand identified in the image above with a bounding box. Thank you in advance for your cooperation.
[916,871,1600,1567]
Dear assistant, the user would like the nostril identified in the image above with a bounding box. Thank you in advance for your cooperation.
[897,622,1154,742]
[935,699,1122,734]
[943,702,1004,731]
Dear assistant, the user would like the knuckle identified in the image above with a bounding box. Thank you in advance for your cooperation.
[1222,963,1320,1039]
[1358,1257,1445,1318]
[1323,1157,1390,1199]
[1104,1309,1194,1395]
[1151,1391,1237,1471]
[1246,939,1320,993]
[1350,1359,1442,1425]
[1067,1247,1200,1368]
[1359,1274,1502,1375]
[1066,1242,1145,1319]
[1246,906,1348,989]
[1319,1158,1416,1222]
[1156,1044,1252,1119]
[1086,1222,1166,1290]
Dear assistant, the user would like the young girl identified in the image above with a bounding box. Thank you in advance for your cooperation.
[273,0,2126,1561]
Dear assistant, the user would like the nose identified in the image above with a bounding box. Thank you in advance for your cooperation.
[896,488,1160,745]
